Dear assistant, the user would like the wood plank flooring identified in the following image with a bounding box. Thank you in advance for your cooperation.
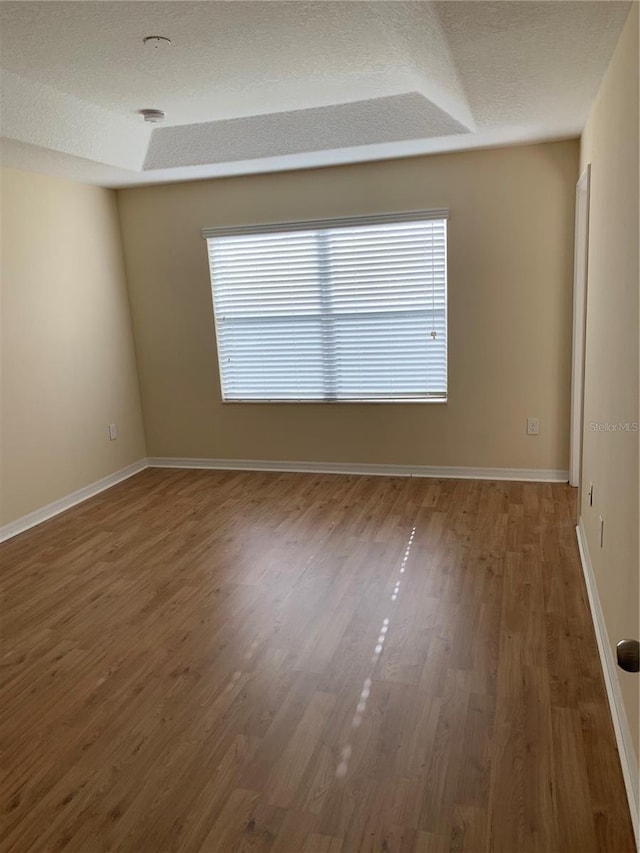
[0,469,635,852]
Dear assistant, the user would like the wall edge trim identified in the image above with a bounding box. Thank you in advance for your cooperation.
[576,518,639,847]
[0,457,571,543]
[0,459,148,543]
[148,456,569,482]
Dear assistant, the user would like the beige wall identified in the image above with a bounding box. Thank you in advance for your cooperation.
[118,140,578,470]
[0,167,147,525]
[579,4,639,760]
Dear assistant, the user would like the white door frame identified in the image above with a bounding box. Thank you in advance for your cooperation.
[569,165,591,488]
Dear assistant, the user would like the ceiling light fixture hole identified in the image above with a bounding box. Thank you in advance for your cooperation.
[140,108,166,123]
[143,35,172,49]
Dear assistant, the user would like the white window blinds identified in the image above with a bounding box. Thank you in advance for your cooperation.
[203,210,448,402]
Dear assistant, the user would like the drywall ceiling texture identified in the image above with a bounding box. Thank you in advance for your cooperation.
[0,0,630,186]
[144,93,468,170]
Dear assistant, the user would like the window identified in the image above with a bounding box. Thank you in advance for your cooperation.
[203,210,447,402]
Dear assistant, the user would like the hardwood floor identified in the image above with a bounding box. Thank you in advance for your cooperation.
[0,469,635,852]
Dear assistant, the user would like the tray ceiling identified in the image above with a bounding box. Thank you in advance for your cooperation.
[0,1,631,186]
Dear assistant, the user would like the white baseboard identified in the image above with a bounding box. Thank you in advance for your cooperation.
[0,459,148,543]
[147,457,569,483]
[576,519,639,847]
[0,457,569,545]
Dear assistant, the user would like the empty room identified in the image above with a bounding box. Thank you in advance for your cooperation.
[0,1,638,851]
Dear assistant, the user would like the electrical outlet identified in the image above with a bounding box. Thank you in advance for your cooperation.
[599,515,604,548]
[109,423,118,441]
[588,483,594,506]
[527,417,539,435]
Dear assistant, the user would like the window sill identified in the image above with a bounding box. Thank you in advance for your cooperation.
[221,397,448,405]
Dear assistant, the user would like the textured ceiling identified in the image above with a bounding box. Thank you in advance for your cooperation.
[0,0,631,187]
